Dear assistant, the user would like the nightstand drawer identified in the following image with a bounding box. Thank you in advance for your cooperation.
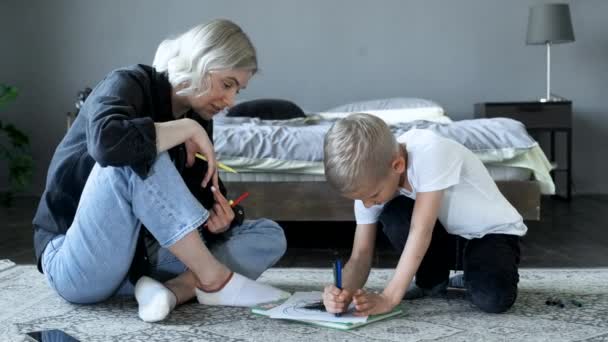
[475,102,572,129]
[474,101,573,199]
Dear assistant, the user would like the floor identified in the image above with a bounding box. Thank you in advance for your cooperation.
[2,195,608,268]
[5,265,608,341]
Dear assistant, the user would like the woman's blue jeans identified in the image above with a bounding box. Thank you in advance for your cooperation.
[41,153,286,304]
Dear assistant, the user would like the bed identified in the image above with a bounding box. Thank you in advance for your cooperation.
[216,98,554,221]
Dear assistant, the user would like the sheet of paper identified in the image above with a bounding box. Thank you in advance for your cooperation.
[266,291,368,323]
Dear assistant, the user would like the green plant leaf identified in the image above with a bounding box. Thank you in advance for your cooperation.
[0,85,19,109]
[8,154,33,190]
[3,124,29,147]
[0,84,32,207]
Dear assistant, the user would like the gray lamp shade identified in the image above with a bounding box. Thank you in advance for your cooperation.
[526,3,575,45]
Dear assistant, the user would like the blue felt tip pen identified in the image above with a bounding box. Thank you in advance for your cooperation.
[334,259,342,317]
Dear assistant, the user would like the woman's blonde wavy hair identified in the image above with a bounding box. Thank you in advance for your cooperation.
[153,19,257,96]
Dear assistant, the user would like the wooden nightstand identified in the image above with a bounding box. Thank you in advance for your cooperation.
[474,101,573,200]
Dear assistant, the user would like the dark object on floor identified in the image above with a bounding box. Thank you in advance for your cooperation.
[25,329,80,341]
[570,299,583,307]
[546,297,564,307]
[545,296,582,308]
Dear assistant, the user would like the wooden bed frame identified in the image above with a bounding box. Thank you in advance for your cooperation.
[68,91,542,221]
[225,180,541,222]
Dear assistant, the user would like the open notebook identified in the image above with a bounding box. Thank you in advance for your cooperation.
[252,291,403,331]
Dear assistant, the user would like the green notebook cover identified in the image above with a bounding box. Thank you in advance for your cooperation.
[251,299,403,331]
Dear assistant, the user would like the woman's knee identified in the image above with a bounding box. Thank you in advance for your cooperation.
[218,219,286,279]
[254,218,287,258]
[51,279,116,305]
[93,152,172,180]
[238,218,287,272]
[44,256,128,304]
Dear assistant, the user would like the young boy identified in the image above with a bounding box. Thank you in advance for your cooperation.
[321,113,525,315]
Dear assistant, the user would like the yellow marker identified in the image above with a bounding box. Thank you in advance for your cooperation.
[195,153,238,174]
[229,200,234,206]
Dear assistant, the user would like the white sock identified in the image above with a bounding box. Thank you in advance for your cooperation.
[195,272,290,307]
[134,276,177,322]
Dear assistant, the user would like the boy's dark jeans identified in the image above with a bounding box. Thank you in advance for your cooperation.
[378,195,520,313]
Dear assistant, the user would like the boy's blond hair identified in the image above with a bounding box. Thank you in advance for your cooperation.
[323,113,399,194]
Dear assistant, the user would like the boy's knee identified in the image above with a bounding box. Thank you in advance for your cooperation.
[468,280,518,313]
[471,291,517,313]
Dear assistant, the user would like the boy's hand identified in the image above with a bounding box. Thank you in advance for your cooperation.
[352,289,397,316]
[322,285,354,314]
[204,186,235,234]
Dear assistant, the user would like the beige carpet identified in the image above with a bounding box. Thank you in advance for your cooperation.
[1,260,607,341]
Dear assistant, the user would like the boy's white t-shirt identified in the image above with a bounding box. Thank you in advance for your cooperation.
[354,129,527,239]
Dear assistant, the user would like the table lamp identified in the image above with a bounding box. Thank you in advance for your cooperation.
[526,3,575,102]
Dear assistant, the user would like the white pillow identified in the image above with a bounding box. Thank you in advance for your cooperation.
[318,108,452,125]
[326,97,444,113]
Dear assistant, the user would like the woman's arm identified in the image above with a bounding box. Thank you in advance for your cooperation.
[83,68,218,187]
[84,69,161,177]
[155,118,217,188]
[155,118,200,153]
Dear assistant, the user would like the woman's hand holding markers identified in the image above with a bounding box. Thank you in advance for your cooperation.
[204,186,235,234]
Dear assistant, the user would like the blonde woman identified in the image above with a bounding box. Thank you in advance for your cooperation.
[33,19,287,322]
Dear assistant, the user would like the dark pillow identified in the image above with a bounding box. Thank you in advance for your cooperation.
[226,98,306,120]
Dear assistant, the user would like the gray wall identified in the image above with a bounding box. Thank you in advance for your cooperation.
[1,0,607,195]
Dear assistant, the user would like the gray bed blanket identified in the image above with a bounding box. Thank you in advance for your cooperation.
[213,116,536,162]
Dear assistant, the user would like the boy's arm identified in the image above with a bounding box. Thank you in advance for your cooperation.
[343,223,377,290]
[383,190,443,305]
[323,222,377,314]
